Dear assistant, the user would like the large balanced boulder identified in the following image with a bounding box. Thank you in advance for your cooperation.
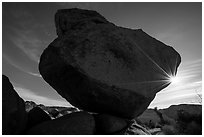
[2,75,27,134]
[39,8,181,119]
[26,111,95,135]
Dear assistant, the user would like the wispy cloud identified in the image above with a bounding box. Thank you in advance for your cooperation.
[182,58,202,66]
[3,5,54,78]
[28,72,42,78]
[3,6,49,63]
[3,53,41,77]
[10,29,44,63]
[178,59,201,81]
[14,86,72,107]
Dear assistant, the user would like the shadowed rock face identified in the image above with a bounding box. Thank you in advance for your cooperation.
[26,111,95,135]
[39,8,181,119]
[26,107,51,130]
[2,75,27,134]
[94,113,129,134]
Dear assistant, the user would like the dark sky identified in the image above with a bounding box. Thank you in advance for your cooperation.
[2,2,202,108]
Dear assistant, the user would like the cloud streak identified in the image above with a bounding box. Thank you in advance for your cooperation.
[3,6,50,63]
[14,86,72,107]
[7,27,44,63]
[3,53,41,77]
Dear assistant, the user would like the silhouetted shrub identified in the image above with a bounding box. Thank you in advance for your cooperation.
[148,120,155,129]
[185,121,202,135]
[154,107,165,125]
[176,109,202,135]
[162,125,178,135]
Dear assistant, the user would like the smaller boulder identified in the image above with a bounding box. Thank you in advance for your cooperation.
[26,111,95,135]
[94,113,129,134]
[26,107,51,130]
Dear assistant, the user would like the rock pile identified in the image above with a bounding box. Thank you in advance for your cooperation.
[2,8,181,135]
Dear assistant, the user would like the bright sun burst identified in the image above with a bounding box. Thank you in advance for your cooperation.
[170,76,180,84]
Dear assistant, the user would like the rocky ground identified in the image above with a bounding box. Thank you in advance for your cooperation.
[25,100,202,135]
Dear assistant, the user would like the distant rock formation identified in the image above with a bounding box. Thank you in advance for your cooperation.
[25,101,79,119]
[39,8,181,119]
[25,101,37,112]
[2,75,27,135]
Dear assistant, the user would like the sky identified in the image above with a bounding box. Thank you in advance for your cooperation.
[2,2,202,109]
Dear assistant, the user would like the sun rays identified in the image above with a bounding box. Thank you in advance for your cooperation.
[169,76,180,84]
[119,38,180,89]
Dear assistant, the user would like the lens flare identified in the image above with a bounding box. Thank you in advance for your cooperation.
[170,76,180,84]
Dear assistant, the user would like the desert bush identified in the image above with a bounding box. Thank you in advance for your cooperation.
[154,107,165,125]
[185,121,202,135]
[176,109,202,135]
[148,120,155,129]
[162,125,178,135]
[177,109,191,122]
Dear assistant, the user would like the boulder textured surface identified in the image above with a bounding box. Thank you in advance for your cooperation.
[26,111,95,135]
[94,113,129,134]
[39,8,181,119]
[2,75,27,134]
